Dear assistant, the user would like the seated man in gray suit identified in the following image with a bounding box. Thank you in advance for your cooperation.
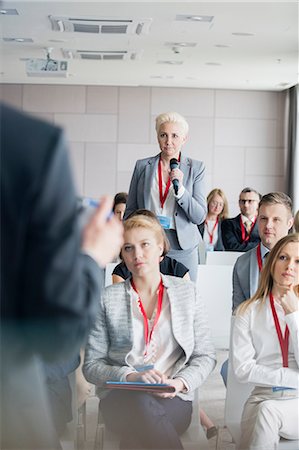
[221,192,294,386]
[232,192,294,311]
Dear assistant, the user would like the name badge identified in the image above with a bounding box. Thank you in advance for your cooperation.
[157,215,171,229]
[206,243,214,252]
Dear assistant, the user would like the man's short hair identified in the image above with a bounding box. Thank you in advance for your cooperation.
[239,187,261,200]
[258,192,293,216]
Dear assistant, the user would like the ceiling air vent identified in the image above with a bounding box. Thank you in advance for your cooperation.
[49,16,152,35]
[62,49,142,61]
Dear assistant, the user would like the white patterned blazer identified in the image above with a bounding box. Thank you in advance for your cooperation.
[83,275,216,401]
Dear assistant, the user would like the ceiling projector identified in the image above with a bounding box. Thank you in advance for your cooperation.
[26,58,68,77]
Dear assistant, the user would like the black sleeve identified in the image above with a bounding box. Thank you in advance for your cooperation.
[221,219,260,252]
[160,256,189,278]
[112,261,131,280]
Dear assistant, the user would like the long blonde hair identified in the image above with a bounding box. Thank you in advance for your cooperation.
[237,233,299,315]
[207,188,229,220]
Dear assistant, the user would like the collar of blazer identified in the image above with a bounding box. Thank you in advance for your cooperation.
[147,153,191,166]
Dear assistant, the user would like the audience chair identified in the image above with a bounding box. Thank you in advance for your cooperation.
[93,389,209,450]
[205,251,243,266]
[225,318,299,450]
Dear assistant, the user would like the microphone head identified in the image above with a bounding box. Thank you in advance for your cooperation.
[170,158,179,170]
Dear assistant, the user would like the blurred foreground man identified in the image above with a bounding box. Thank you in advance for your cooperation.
[0,103,123,449]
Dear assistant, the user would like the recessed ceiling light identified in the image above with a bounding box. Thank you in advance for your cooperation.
[3,38,33,43]
[205,62,222,66]
[232,32,254,37]
[0,9,18,15]
[215,44,230,48]
[158,61,183,65]
[176,14,214,23]
[165,42,197,48]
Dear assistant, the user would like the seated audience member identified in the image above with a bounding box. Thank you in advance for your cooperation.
[112,209,190,283]
[112,209,218,440]
[232,233,299,449]
[83,213,216,449]
[221,187,261,252]
[221,192,294,387]
[233,192,294,311]
[198,188,229,252]
[294,209,299,232]
[113,192,128,221]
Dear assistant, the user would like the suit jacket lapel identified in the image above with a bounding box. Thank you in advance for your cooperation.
[249,247,259,297]
[143,154,159,209]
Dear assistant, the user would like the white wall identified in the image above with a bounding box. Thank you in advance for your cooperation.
[1,84,287,216]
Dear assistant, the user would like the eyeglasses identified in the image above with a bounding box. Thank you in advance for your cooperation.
[210,201,224,207]
[239,199,258,205]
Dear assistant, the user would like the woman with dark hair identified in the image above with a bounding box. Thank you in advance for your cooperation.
[112,192,128,221]
[232,233,299,449]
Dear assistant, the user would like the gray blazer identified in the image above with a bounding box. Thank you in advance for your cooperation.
[83,275,216,401]
[232,246,260,311]
[124,153,207,249]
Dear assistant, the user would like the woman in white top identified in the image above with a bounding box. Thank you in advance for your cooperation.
[232,233,299,449]
[83,213,216,449]
[198,188,229,252]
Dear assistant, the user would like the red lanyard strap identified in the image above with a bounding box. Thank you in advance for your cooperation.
[205,218,219,244]
[256,243,263,272]
[158,159,171,209]
[269,292,289,367]
[131,279,164,355]
[240,216,256,243]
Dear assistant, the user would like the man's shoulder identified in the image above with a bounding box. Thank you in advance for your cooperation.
[234,245,257,268]
[222,215,240,227]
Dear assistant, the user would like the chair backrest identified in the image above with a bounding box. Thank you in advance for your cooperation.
[196,264,233,349]
[104,263,118,287]
[205,251,243,266]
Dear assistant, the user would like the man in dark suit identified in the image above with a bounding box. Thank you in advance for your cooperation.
[221,187,261,252]
[0,103,123,449]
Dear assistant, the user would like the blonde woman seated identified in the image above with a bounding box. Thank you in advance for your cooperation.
[83,213,216,449]
[198,188,229,252]
[232,233,299,449]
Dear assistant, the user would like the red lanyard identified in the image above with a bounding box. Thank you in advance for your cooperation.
[256,243,263,272]
[205,218,219,244]
[131,279,164,355]
[269,292,289,367]
[158,159,171,209]
[158,154,180,209]
[240,216,257,243]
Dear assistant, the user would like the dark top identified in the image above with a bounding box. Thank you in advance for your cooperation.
[221,214,260,252]
[1,103,101,360]
[112,256,189,280]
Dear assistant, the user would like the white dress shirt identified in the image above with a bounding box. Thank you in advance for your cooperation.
[232,297,299,389]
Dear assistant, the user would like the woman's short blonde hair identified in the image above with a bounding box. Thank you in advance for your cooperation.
[155,112,189,136]
[123,210,170,257]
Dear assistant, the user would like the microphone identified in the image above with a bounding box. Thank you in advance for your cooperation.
[170,158,180,195]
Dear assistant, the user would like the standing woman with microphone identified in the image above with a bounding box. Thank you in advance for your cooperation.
[125,112,207,281]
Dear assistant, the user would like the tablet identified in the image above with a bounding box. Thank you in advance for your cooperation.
[105,381,175,393]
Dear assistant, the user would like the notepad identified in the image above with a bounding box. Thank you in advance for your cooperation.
[105,381,175,393]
